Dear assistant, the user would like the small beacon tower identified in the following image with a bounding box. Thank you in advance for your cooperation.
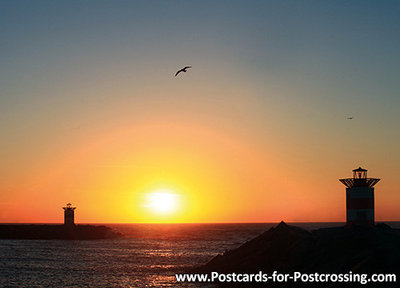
[63,203,76,226]
[339,167,380,227]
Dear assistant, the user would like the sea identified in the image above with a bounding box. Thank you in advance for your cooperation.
[1,222,399,287]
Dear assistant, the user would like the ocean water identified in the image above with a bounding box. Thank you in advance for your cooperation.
[1,222,398,287]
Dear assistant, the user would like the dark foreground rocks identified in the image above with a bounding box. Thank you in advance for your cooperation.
[0,224,122,240]
[194,222,400,287]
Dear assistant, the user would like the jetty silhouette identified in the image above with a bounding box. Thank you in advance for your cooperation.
[0,203,121,240]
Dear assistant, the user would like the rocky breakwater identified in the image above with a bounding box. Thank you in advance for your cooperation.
[194,221,400,287]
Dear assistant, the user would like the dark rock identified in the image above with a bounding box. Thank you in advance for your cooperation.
[193,222,400,287]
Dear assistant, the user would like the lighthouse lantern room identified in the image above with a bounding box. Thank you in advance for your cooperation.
[339,167,380,227]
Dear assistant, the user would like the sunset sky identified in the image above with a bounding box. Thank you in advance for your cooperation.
[1,1,399,223]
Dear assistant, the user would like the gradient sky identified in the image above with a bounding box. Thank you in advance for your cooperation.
[1,1,399,223]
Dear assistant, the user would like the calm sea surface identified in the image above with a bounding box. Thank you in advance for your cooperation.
[1,222,399,287]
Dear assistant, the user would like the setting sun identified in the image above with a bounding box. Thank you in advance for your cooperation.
[144,190,179,214]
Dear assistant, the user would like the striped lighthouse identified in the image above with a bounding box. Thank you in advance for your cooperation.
[339,167,380,227]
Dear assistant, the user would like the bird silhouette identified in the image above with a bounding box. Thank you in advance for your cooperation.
[346,117,354,120]
[175,66,192,77]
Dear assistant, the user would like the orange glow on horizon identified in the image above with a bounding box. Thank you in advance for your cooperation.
[1,118,400,224]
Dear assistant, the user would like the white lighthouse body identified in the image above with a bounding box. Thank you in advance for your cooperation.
[339,167,380,227]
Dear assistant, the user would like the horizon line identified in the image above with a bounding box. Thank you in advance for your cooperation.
[2,220,400,225]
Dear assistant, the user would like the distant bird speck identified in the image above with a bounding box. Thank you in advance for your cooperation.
[346,117,354,120]
[175,66,192,77]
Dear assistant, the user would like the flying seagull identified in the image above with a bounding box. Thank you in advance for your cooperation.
[175,66,192,77]
[346,117,354,120]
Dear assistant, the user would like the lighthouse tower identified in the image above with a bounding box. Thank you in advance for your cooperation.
[339,167,380,227]
[63,203,76,226]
